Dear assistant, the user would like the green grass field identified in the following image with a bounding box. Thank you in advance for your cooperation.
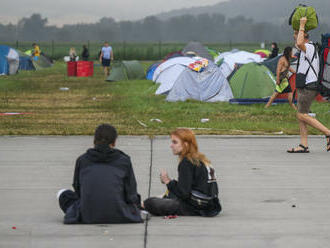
[0,61,329,135]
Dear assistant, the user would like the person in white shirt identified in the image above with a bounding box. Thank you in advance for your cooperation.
[99,42,114,77]
[287,17,330,153]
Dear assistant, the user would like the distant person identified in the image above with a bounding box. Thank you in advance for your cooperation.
[287,17,330,153]
[265,46,297,110]
[69,47,77,62]
[57,124,143,224]
[81,45,89,61]
[99,42,114,77]
[32,43,41,61]
[269,42,279,59]
[143,128,221,217]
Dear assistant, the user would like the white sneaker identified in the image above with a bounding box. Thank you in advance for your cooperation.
[56,189,69,200]
[141,210,150,221]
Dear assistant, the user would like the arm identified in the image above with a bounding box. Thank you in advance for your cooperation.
[123,159,140,205]
[72,157,81,197]
[166,160,194,200]
[276,58,284,85]
[289,66,295,74]
[296,17,307,53]
[111,49,114,61]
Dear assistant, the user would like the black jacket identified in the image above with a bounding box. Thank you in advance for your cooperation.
[166,157,221,215]
[66,144,142,224]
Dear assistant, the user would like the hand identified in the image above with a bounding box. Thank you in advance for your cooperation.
[276,80,280,85]
[300,17,307,27]
[160,169,170,184]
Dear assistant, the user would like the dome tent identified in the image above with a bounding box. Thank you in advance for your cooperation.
[0,45,19,75]
[229,63,276,98]
[106,61,145,82]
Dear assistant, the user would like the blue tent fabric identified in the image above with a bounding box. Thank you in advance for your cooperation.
[146,62,161,80]
[18,56,35,71]
[229,98,297,105]
[0,45,10,75]
[0,45,19,75]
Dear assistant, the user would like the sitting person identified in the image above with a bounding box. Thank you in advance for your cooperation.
[57,124,143,224]
[81,45,89,61]
[143,128,221,217]
[69,47,77,62]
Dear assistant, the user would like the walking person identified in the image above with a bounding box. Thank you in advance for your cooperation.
[265,46,297,110]
[57,124,143,224]
[99,42,114,77]
[287,17,330,153]
[143,128,221,217]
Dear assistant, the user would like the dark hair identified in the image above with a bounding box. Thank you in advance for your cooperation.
[283,46,292,62]
[272,42,278,49]
[94,124,118,145]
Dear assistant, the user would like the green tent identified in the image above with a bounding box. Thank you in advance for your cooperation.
[229,63,276,98]
[106,61,145,81]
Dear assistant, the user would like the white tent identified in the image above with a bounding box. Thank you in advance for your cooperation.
[219,51,265,78]
[152,57,197,82]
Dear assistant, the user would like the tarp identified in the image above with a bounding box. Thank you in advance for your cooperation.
[153,57,197,82]
[106,60,145,81]
[182,41,214,61]
[165,62,233,102]
[219,51,265,78]
[0,45,19,75]
[229,63,276,98]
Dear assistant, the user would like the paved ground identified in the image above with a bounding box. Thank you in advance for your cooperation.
[0,135,330,248]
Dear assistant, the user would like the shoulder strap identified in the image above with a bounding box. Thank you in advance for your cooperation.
[304,43,318,78]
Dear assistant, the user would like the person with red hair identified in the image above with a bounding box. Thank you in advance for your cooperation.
[143,128,221,217]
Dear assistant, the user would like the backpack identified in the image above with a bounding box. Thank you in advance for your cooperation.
[318,33,330,99]
[289,4,318,32]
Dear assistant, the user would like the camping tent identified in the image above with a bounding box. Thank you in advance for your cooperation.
[146,62,161,80]
[106,60,145,81]
[16,50,35,71]
[0,45,19,75]
[261,55,281,76]
[153,57,197,82]
[158,62,233,102]
[219,51,265,78]
[182,41,214,61]
[229,63,276,98]
[24,50,53,70]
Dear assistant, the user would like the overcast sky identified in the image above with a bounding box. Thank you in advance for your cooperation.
[0,0,226,26]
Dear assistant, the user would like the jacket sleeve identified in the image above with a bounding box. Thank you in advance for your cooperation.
[166,159,194,200]
[124,159,140,205]
[72,157,81,197]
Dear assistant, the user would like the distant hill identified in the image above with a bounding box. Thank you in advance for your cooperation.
[156,0,330,25]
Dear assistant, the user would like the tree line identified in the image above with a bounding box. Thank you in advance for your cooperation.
[0,13,328,43]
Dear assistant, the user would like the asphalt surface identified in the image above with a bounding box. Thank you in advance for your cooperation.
[1,135,329,248]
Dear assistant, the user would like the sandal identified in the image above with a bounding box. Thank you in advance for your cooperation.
[287,144,310,153]
[326,135,330,152]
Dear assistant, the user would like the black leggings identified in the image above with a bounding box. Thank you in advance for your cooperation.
[143,197,195,216]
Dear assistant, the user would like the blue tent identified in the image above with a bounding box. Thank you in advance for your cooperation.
[146,62,161,80]
[17,51,35,71]
[0,45,19,75]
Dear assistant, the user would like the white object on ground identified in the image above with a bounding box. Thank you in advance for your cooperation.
[59,87,69,91]
[150,118,162,123]
[137,120,148,127]
[200,118,209,123]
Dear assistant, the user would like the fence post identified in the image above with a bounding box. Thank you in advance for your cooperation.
[87,40,90,51]
[51,40,54,58]
[158,41,162,59]
[123,41,126,60]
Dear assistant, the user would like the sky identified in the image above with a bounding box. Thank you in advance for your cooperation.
[0,0,226,27]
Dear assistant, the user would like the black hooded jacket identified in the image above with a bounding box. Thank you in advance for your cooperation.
[66,144,142,224]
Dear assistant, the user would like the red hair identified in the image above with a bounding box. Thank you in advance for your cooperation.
[170,128,210,166]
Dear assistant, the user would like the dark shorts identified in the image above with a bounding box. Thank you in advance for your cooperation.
[102,58,111,67]
[297,88,318,113]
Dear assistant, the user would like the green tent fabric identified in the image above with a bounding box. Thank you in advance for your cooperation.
[106,60,145,81]
[229,63,276,98]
